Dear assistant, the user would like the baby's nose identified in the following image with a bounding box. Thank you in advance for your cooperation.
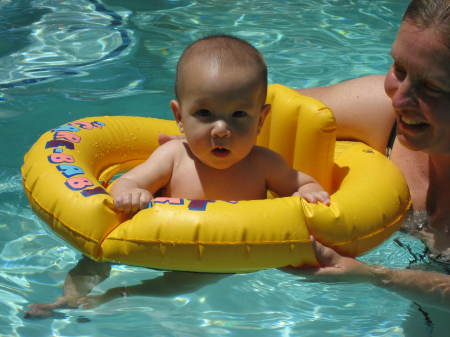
[211,120,231,138]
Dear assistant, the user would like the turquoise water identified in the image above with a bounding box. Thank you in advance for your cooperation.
[1,0,444,336]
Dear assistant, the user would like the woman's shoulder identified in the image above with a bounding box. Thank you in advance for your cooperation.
[296,75,396,152]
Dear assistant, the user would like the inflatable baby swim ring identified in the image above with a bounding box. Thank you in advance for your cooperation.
[21,84,411,273]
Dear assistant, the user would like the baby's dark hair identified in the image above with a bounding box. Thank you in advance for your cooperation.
[175,34,267,102]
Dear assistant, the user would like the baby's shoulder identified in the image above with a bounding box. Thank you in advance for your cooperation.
[251,145,282,159]
[250,145,286,167]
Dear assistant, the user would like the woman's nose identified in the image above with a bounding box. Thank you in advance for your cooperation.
[211,120,231,138]
[391,78,418,110]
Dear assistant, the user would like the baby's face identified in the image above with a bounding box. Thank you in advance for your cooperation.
[171,63,269,170]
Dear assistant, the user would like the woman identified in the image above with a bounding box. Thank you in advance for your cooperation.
[295,0,450,312]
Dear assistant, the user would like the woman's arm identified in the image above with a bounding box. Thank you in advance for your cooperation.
[297,75,396,153]
[293,238,450,312]
[370,265,450,311]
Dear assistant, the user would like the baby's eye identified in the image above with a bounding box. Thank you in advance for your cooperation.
[195,109,211,117]
[232,110,247,118]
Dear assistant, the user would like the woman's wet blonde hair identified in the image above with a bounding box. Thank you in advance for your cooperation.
[403,0,450,48]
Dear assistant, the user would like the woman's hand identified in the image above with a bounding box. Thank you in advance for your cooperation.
[306,237,374,282]
[283,236,375,283]
[291,237,450,311]
[158,133,184,145]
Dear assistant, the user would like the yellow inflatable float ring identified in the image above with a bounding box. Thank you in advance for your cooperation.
[21,84,410,273]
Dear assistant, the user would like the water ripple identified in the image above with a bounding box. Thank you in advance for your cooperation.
[0,0,133,90]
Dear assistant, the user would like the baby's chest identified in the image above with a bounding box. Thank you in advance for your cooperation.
[168,161,267,200]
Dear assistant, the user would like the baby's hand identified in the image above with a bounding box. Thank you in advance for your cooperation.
[294,183,330,205]
[113,188,152,214]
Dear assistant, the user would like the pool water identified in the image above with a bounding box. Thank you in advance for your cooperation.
[0,0,446,336]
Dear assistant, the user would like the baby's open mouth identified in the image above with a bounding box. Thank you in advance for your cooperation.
[212,147,230,157]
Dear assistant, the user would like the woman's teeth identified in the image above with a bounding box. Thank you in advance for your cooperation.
[400,116,426,126]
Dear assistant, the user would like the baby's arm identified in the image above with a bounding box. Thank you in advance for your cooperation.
[111,140,178,214]
[259,147,330,205]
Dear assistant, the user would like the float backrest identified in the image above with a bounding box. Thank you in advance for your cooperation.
[258,84,336,192]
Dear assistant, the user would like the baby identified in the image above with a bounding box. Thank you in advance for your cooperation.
[24,35,330,318]
[112,35,329,213]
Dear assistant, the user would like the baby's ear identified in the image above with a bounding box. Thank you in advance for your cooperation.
[257,104,270,133]
[170,100,184,133]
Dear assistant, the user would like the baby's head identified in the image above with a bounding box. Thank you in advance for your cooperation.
[174,34,267,104]
[171,35,270,170]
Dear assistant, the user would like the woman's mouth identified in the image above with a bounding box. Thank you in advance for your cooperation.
[399,115,429,132]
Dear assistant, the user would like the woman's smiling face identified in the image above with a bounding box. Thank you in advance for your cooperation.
[384,21,450,154]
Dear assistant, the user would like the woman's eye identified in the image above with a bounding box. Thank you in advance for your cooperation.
[195,109,211,117]
[422,83,445,97]
[232,110,247,118]
[393,63,406,81]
